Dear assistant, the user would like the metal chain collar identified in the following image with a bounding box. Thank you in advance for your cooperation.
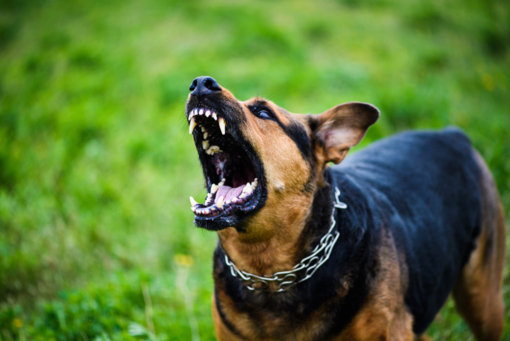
[223,187,347,293]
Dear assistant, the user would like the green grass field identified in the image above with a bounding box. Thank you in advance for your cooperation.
[0,0,509,339]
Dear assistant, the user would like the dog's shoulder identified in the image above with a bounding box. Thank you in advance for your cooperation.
[330,128,484,335]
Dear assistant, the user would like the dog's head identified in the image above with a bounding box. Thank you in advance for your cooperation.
[186,76,378,239]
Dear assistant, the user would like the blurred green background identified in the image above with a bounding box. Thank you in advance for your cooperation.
[0,0,509,339]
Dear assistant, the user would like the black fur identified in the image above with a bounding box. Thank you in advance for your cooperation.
[337,128,481,334]
[280,121,313,163]
[213,127,483,338]
[247,101,313,164]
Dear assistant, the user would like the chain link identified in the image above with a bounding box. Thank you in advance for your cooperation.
[223,187,347,292]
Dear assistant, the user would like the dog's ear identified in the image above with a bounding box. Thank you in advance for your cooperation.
[309,102,379,165]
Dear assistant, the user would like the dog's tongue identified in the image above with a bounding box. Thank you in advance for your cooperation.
[215,185,244,204]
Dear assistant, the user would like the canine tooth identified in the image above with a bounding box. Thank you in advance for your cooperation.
[219,178,226,187]
[203,132,208,139]
[189,118,197,134]
[212,112,217,120]
[219,117,226,135]
[205,110,211,117]
[190,196,199,207]
[252,178,258,188]
[202,140,209,150]
[211,184,219,193]
[199,108,204,115]
[201,126,205,132]
[216,196,224,209]
[242,183,253,194]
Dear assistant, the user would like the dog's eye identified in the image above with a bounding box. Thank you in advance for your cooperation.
[256,110,271,119]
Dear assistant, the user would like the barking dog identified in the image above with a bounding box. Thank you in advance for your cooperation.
[185,76,506,341]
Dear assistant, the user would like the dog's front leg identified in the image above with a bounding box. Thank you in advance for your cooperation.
[333,231,415,341]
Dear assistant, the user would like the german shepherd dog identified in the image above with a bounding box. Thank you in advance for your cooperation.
[185,76,506,340]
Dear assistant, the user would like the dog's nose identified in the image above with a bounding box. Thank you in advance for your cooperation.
[189,76,222,97]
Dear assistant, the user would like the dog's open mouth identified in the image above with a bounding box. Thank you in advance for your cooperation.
[187,106,266,230]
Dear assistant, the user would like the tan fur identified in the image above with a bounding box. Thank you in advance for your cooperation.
[217,98,377,286]
[416,336,433,341]
[212,295,245,341]
[332,231,415,341]
[218,98,316,288]
[451,150,506,341]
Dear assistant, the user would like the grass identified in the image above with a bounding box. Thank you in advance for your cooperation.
[0,0,509,339]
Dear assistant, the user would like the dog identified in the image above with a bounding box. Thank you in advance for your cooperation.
[185,76,506,340]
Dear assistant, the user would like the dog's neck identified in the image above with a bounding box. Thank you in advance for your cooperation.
[217,175,334,280]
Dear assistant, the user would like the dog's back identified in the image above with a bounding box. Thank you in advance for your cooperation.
[335,128,505,336]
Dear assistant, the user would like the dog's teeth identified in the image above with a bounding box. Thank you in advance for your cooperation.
[242,183,253,194]
[218,117,226,135]
[189,118,197,134]
[202,140,210,150]
[205,193,214,204]
[203,132,208,139]
[252,178,258,188]
[219,178,226,187]
[190,196,199,207]
[211,184,219,193]
[207,145,221,155]
[216,196,224,209]
[199,108,204,115]
[212,112,217,120]
[205,110,211,117]
[240,183,253,198]
[201,126,205,132]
